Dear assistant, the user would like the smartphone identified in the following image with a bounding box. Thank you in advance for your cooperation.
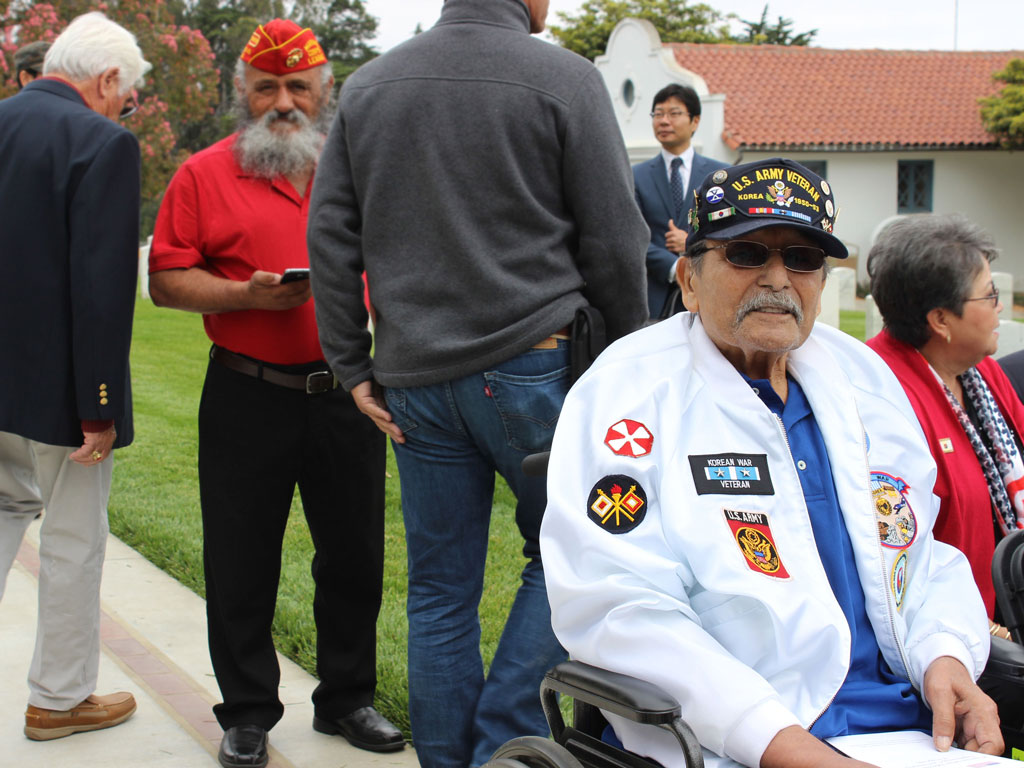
[280,268,310,284]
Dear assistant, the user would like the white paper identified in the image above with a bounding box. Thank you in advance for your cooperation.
[826,731,1017,767]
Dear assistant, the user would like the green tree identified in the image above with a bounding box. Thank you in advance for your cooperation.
[549,0,734,61]
[182,0,283,122]
[735,3,815,45]
[291,0,377,81]
[1,0,219,233]
[980,58,1024,150]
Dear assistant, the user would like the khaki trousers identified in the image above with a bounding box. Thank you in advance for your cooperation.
[0,430,112,709]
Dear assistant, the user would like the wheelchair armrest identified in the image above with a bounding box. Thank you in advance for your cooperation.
[542,660,681,725]
[983,635,1024,678]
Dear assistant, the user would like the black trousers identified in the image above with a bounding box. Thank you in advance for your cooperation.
[198,354,386,730]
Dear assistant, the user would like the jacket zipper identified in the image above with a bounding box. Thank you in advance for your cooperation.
[772,413,844,727]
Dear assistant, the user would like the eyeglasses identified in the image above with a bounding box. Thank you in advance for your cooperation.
[119,91,139,120]
[709,241,827,273]
[650,109,690,120]
[963,286,999,308]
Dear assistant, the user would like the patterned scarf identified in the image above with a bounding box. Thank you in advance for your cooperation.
[931,365,1024,535]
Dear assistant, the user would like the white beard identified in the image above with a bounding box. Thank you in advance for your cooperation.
[233,107,324,179]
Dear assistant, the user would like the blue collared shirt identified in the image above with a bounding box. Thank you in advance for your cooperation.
[747,374,930,737]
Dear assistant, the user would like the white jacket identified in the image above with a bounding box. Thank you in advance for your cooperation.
[541,314,989,768]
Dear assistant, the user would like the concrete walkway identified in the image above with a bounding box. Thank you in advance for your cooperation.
[0,519,419,768]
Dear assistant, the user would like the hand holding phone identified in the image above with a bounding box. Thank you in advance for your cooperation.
[280,268,310,284]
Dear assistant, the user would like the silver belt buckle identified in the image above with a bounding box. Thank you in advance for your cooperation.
[305,371,336,394]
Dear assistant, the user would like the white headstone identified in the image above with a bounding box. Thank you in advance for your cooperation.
[818,274,840,328]
[997,319,1024,357]
[831,266,857,311]
[863,294,884,342]
[138,235,153,300]
[993,271,1013,322]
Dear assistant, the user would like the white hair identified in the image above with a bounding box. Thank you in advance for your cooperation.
[43,12,151,95]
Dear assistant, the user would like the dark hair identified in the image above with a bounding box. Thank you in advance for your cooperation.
[651,84,701,118]
[684,239,713,274]
[868,214,998,348]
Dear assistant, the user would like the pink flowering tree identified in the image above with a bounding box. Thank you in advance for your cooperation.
[1,0,219,230]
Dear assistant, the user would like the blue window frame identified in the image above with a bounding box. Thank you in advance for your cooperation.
[897,160,933,213]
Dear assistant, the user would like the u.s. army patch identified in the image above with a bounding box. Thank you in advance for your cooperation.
[689,453,773,495]
[587,475,647,534]
[723,508,790,579]
[871,472,918,549]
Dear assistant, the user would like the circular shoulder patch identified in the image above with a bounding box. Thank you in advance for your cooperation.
[891,550,909,611]
[587,475,647,534]
[871,471,918,549]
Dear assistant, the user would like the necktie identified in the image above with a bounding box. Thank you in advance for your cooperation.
[670,157,684,224]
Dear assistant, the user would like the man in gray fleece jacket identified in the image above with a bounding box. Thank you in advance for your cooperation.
[307,1,648,765]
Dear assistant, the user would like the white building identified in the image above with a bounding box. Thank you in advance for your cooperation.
[596,19,1024,287]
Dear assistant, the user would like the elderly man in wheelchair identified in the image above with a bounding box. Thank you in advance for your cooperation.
[524,159,1021,768]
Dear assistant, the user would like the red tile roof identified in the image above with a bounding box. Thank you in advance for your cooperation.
[668,44,1024,150]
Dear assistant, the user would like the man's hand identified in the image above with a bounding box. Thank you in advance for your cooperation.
[924,656,1002,755]
[351,380,405,443]
[246,270,312,310]
[665,218,688,254]
[70,424,116,465]
[760,725,878,768]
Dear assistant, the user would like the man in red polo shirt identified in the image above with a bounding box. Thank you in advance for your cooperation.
[148,20,401,768]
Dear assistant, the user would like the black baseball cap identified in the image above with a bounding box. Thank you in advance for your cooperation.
[687,157,847,259]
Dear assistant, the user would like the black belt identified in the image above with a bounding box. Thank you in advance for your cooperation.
[210,345,338,394]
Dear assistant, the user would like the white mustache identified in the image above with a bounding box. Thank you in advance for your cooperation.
[736,291,803,324]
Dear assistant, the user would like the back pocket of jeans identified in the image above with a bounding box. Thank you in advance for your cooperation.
[483,366,570,452]
[383,387,418,434]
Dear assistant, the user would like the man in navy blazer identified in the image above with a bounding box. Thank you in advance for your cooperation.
[0,12,149,742]
[633,84,730,319]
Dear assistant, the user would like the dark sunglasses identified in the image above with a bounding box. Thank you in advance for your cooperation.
[711,240,827,273]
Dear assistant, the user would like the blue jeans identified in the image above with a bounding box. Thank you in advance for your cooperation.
[385,343,570,768]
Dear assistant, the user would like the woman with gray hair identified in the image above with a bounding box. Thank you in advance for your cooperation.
[867,213,1024,640]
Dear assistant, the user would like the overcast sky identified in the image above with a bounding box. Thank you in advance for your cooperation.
[368,1,1024,53]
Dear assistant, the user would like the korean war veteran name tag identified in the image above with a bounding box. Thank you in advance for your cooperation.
[689,453,774,495]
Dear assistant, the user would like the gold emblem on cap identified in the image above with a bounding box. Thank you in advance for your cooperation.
[712,169,728,184]
[820,179,831,196]
[285,48,303,68]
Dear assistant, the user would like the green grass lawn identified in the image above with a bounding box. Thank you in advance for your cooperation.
[108,301,525,736]
[110,301,869,736]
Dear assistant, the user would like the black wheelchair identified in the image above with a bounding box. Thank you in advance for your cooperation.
[485,472,1024,768]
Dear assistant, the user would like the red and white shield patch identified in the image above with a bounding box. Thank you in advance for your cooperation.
[604,419,654,458]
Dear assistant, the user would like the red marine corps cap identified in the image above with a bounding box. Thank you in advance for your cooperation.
[239,18,326,74]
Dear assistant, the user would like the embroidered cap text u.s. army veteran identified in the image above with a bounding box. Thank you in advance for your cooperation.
[687,157,847,260]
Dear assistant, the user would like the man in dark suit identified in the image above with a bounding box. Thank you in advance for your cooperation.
[633,83,730,319]
[0,11,148,742]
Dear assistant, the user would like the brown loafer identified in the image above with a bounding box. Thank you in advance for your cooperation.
[25,691,137,741]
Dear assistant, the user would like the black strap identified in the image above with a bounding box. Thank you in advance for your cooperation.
[570,306,606,384]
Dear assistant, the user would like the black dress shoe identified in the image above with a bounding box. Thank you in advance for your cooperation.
[218,725,269,768]
[313,706,405,752]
